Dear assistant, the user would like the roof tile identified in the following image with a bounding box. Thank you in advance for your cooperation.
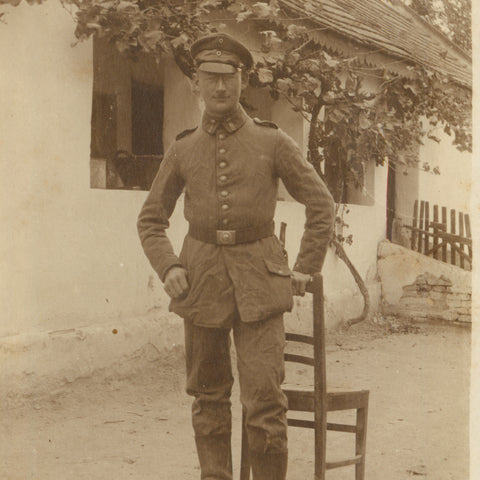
[280,0,471,87]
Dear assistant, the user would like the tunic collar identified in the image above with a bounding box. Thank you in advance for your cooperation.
[202,105,248,135]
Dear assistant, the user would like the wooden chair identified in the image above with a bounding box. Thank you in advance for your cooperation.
[240,274,369,480]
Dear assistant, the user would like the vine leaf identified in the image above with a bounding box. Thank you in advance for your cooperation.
[257,67,274,84]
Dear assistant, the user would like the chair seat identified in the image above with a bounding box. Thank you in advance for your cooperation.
[283,386,370,474]
[282,382,363,392]
[283,386,369,412]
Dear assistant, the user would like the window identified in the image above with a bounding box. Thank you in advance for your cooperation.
[90,38,164,190]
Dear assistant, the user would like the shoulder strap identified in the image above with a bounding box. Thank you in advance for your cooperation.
[253,118,278,129]
[176,126,198,140]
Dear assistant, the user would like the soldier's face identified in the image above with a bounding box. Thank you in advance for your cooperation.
[195,70,245,117]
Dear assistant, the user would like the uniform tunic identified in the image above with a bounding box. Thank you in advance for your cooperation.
[137,106,334,328]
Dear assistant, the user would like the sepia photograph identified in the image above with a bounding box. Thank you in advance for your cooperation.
[0,0,476,479]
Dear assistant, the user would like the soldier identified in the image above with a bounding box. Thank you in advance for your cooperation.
[137,33,335,480]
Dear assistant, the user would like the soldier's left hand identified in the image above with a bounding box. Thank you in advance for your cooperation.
[291,271,312,297]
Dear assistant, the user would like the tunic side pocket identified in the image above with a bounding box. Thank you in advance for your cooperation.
[264,259,292,277]
[263,258,294,315]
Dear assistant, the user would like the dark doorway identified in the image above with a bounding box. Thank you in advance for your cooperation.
[131,81,164,155]
[91,92,117,159]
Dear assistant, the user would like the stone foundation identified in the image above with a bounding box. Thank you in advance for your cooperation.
[377,241,471,323]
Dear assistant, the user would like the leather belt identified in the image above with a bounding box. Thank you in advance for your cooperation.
[188,222,274,245]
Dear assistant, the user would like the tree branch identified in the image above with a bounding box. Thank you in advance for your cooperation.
[332,237,370,328]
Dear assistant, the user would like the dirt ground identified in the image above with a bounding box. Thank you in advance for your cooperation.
[0,318,471,480]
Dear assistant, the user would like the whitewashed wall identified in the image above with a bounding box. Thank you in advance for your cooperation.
[0,3,167,337]
[0,2,386,340]
[392,123,471,231]
[417,132,471,214]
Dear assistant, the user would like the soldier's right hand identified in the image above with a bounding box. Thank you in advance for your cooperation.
[164,266,189,299]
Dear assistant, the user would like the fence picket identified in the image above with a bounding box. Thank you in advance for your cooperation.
[424,201,430,255]
[411,200,418,250]
[418,201,425,254]
[459,212,465,269]
[465,214,472,263]
[433,205,439,260]
[450,209,456,266]
[442,207,447,262]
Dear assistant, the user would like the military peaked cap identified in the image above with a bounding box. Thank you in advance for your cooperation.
[190,33,254,73]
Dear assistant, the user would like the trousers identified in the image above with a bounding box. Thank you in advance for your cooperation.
[184,313,288,454]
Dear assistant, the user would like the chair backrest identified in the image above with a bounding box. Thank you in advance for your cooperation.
[284,274,328,478]
[285,273,326,392]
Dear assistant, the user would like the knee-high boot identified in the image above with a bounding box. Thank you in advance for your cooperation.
[194,434,233,480]
[249,451,288,480]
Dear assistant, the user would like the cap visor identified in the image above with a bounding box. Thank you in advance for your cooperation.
[198,62,238,74]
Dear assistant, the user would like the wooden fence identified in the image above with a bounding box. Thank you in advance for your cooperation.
[404,200,472,271]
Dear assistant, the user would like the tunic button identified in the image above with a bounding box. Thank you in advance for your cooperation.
[219,161,227,168]
[219,175,227,182]
[219,148,226,154]
[220,190,228,197]
[218,133,225,140]
[222,218,229,225]
[221,204,229,211]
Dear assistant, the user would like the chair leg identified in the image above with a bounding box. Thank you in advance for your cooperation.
[240,408,251,480]
[355,405,368,480]
[314,416,327,480]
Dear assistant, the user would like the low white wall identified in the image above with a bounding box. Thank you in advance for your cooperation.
[0,311,185,409]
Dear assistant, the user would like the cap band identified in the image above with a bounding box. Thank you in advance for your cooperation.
[194,49,243,69]
[190,33,254,72]
[197,62,239,74]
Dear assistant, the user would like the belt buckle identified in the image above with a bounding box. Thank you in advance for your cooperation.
[216,230,236,245]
